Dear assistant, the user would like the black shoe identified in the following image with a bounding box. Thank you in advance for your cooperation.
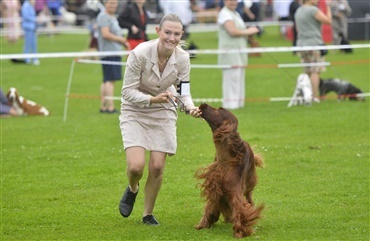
[10,58,27,64]
[119,186,138,217]
[106,109,119,114]
[100,109,119,114]
[143,215,160,226]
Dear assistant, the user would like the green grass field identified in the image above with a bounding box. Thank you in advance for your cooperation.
[1,26,369,240]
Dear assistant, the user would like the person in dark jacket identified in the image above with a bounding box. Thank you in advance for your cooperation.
[289,0,302,51]
[118,0,149,50]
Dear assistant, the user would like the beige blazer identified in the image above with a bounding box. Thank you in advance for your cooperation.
[121,39,195,110]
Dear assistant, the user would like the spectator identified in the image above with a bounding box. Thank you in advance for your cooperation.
[289,0,302,51]
[118,0,149,50]
[219,0,260,56]
[242,0,255,22]
[1,0,21,44]
[218,0,259,109]
[195,0,220,23]
[205,0,219,9]
[21,0,39,65]
[97,0,129,113]
[274,0,292,37]
[219,0,250,19]
[243,0,262,38]
[82,0,104,50]
[329,0,351,46]
[35,0,46,15]
[0,88,19,117]
[295,0,332,101]
[158,0,193,40]
[36,3,54,31]
[118,13,201,226]
[243,0,261,22]
[47,0,62,26]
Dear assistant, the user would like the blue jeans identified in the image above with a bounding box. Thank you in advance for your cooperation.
[23,30,38,63]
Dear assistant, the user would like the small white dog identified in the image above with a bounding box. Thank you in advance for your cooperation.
[288,73,313,107]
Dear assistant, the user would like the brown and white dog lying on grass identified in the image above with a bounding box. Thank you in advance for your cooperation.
[6,87,50,116]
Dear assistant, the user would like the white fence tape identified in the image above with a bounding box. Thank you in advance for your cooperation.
[76,58,332,69]
[2,44,369,60]
[96,94,370,103]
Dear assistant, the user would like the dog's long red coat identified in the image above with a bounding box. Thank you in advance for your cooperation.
[195,104,264,238]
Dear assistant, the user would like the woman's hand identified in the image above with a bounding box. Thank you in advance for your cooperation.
[245,26,260,36]
[131,25,139,34]
[189,107,202,118]
[150,91,174,104]
[120,38,130,49]
[124,41,131,49]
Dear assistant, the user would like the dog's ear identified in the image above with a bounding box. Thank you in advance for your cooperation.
[6,91,10,101]
[223,119,238,132]
[6,89,13,105]
[213,120,238,141]
[347,85,363,100]
[220,108,238,128]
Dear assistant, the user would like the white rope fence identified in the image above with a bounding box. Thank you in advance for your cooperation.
[71,93,370,102]
[102,93,370,103]
[2,44,370,60]
[62,47,369,122]
[75,58,332,69]
[2,42,360,121]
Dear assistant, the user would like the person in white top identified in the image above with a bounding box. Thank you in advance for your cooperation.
[218,0,259,109]
[274,0,293,37]
[158,0,193,39]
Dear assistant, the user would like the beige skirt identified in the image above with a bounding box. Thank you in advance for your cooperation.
[119,105,178,155]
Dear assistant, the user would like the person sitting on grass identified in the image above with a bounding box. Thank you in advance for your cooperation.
[0,88,19,117]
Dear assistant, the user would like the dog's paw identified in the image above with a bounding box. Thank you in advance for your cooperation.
[194,224,204,230]
[195,222,210,230]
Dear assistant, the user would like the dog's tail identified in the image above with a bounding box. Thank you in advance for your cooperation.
[234,203,265,238]
[254,153,264,168]
[247,203,265,222]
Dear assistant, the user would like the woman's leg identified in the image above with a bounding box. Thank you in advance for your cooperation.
[239,68,245,108]
[125,146,146,192]
[310,72,320,99]
[119,146,146,217]
[31,31,39,63]
[100,83,106,110]
[222,69,241,109]
[23,30,31,63]
[143,151,166,216]
[104,81,115,111]
[100,81,115,111]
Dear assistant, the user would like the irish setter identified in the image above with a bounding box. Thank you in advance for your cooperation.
[195,103,264,238]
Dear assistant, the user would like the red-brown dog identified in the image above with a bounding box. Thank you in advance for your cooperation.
[6,87,50,116]
[195,103,264,238]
